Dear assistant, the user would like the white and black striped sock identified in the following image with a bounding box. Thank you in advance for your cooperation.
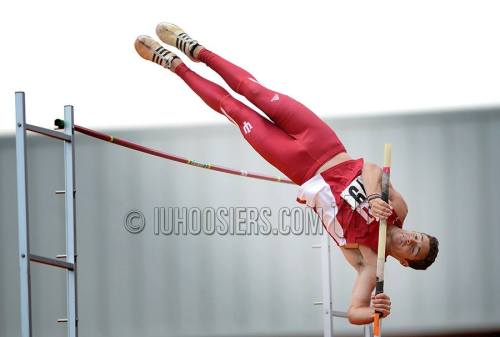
[175,32,200,59]
[152,46,180,69]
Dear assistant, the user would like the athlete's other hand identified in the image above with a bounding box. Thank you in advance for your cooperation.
[368,198,392,220]
[372,293,391,318]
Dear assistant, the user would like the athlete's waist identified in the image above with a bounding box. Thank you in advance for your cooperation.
[314,152,352,176]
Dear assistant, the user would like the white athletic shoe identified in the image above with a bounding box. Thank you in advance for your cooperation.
[156,23,202,62]
[134,35,181,70]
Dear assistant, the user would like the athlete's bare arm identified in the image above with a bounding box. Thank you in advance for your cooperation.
[362,162,408,222]
[341,246,392,324]
[388,184,408,223]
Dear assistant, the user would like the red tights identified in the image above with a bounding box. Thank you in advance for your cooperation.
[174,49,346,185]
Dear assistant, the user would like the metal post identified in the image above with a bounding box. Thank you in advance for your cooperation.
[320,233,334,337]
[315,231,373,337]
[64,105,78,337]
[15,91,32,337]
[364,323,374,337]
[15,93,79,337]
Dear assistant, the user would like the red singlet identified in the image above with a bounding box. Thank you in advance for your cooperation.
[297,158,402,253]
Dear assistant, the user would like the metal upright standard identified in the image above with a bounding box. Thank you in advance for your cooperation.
[313,233,373,337]
[15,92,78,337]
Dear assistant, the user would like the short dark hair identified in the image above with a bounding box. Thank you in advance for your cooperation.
[408,233,439,270]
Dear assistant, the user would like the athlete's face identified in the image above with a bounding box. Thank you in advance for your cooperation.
[390,229,430,267]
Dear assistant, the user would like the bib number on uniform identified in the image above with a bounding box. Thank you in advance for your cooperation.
[340,176,375,223]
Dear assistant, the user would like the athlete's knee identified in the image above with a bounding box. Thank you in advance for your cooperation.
[219,95,248,125]
[222,98,264,133]
[238,77,266,97]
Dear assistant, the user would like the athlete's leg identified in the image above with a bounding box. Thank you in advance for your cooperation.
[156,23,347,181]
[197,49,345,151]
[134,36,316,184]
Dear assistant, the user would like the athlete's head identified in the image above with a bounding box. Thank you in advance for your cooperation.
[389,228,439,270]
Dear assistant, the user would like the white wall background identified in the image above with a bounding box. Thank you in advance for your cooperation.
[1,0,500,133]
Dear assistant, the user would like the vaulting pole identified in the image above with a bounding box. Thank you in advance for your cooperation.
[373,144,392,337]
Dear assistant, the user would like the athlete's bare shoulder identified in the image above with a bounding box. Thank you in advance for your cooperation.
[341,245,377,272]
[358,245,377,267]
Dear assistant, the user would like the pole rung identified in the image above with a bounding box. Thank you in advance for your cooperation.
[332,310,349,318]
[25,124,72,142]
[313,301,323,305]
[29,254,74,270]
[56,254,78,258]
[55,189,76,195]
[312,244,321,248]
[57,318,78,323]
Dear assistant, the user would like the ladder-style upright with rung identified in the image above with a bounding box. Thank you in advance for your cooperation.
[313,233,373,337]
[15,91,78,337]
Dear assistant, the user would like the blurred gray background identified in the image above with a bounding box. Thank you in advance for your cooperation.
[1,108,499,337]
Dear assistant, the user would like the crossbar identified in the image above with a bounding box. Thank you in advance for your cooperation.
[64,122,294,185]
[26,124,71,142]
[29,254,74,271]
[332,311,349,318]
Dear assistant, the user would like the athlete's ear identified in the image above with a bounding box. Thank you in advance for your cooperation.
[399,259,409,267]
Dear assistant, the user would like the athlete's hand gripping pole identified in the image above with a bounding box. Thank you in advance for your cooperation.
[373,144,392,337]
